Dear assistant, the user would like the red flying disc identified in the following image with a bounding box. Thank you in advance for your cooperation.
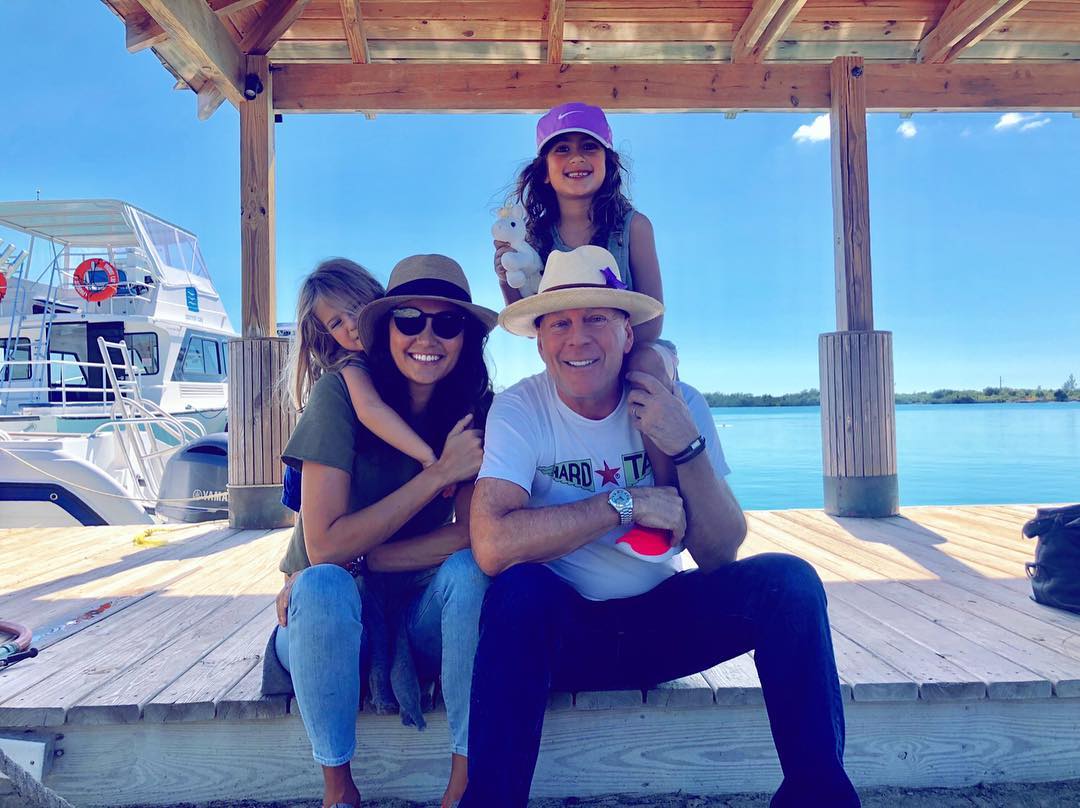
[616,525,673,557]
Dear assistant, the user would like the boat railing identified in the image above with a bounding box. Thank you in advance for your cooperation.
[97,336,207,501]
[0,356,120,410]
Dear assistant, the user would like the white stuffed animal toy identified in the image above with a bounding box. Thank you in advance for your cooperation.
[491,203,542,297]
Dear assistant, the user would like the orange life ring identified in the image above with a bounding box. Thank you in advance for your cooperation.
[73,258,119,303]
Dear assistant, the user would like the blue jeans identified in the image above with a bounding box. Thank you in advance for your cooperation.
[275,549,488,765]
[461,553,859,808]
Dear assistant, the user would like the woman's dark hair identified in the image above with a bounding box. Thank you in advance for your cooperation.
[514,137,633,261]
[365,310,493,454]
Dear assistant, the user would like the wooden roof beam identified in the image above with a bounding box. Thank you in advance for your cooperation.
[125,1,264,53]
[197,81,226,121]
[274,63,830,113]
[271,63,1080,114]
[915,0,1032,64]
[126,8,169,53]
[339,0,370,64]
[547,0,566,65]
[240,0,311,55]
[731,0,809,63]
[139,0,245,106]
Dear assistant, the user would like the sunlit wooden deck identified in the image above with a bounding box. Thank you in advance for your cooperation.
[3,505,1080,805]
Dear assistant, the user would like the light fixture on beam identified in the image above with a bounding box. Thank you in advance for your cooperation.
[244,73,264,100]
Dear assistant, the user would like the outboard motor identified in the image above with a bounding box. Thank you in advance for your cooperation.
[156,433,229,523]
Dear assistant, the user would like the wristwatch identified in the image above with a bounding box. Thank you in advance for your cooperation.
[607,487,634,526]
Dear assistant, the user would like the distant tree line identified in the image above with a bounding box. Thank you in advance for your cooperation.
[704,389,821,407]
[896,386,1080,404]
[703,376,1080,407]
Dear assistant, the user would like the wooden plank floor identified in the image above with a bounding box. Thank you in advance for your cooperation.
[3,505,1080,805]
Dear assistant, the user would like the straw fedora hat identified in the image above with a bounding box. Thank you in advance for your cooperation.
[358,254,498,348]
[499,245,663,337]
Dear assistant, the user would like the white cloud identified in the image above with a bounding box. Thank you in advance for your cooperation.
[897,121,917,139]
[792,114,830,143]
[994,112,1052,132]
[994,112,1027,130]
[994,112,1050,132]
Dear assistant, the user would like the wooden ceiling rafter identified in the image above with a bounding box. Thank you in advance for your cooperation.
[916,0,1033,63]
[240,0,311,55]
[209,0,264,12]
[138,0,246,106]
[339,0,370,63]
[731,0,810,63]
[547,0,566,65]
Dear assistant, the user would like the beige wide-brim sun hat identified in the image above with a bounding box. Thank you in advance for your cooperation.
[358,254,499,349]
[499,245,663,337]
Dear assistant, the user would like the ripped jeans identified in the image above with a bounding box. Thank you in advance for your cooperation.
[274,548,488,765]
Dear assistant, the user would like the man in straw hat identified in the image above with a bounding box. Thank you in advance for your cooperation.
[460,245,859,807]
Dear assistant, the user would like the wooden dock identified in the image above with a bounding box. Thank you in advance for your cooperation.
[2,505,1079,805]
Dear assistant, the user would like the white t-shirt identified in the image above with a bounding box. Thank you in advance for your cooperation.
[479,372,731,601]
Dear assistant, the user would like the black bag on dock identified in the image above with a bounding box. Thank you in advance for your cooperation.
[1023,504,1080,615]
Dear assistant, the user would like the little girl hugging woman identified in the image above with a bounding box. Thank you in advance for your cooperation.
[282,259,447,508]
[494,101,679,490]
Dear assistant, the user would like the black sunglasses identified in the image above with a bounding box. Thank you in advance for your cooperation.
[391,307,467,339]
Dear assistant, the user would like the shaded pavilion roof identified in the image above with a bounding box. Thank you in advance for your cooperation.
[103,1,1080,118]
[113,1,1080,67]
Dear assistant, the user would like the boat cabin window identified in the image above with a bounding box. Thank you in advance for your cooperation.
[46,322,126,402]
[48,351,88,387]
[0,337,31,381]
[48,325,89,389]
[172,331,228,383]
[124,332,159,376]
[135,210,210,278]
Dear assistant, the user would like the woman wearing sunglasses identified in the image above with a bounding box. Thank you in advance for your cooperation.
[266,255,498,808]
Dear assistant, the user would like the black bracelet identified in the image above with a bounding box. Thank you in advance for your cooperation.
[672,435,706,465]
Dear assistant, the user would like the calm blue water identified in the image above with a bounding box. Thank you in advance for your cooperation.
[713,402,1080,510]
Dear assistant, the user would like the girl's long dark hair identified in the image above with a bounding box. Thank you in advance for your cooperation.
[365,312,494,454]
[514,139,633,261]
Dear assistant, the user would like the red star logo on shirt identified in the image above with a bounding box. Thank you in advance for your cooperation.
[597,460,621,487]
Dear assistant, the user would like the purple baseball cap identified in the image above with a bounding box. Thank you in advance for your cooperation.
[535,102,614,153]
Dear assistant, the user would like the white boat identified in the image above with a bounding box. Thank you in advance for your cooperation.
[0,200,237,526]
[0,199,236,433]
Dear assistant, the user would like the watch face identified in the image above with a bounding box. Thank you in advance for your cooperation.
[609,488,632,509]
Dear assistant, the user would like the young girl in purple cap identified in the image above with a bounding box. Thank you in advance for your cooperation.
[494,101,679,495]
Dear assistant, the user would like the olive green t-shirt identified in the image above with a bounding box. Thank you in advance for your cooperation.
[279,372,455,575]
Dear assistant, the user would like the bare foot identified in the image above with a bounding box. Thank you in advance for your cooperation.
[322,761,361,808]
[440,752,468,808]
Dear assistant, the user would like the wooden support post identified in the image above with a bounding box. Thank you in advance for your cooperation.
[830,56,872,333]
[819,332,898,517]
[231,54,292,528]
[821,57,897,517]
[227,338,297,529]
[241,55,275,339]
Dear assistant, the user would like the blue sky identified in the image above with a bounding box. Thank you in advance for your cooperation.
[2,3,1078,395]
